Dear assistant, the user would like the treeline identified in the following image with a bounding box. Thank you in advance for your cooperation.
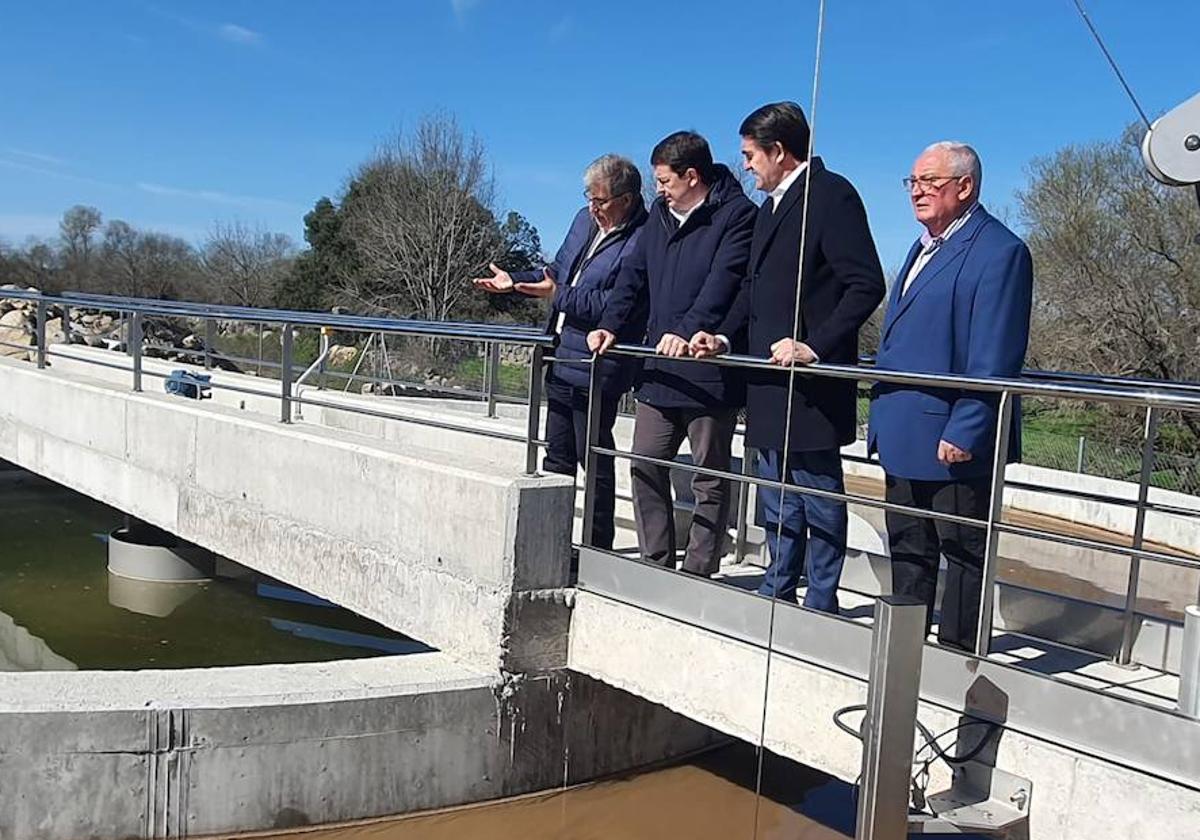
[0,113,544,325]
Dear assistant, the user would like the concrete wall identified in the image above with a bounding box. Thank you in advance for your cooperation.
[569,591,1200,840]
[0,656,719,839]
[0,355,573,672]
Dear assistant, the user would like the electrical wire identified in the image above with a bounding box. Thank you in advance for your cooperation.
[1071,0,1152,129]
[750,2,827,838]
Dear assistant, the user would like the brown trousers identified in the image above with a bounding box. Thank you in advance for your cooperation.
[630,401,737,575]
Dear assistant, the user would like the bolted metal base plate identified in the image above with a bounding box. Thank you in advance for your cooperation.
[909,759,1031,836]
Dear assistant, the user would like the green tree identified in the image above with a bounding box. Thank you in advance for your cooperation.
[275,197,359,311]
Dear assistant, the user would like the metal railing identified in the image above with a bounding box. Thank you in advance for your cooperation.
[6,288,1200,673]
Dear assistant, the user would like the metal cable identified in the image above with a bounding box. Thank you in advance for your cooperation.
[752,1,827,835]
[1071,0,1152,129]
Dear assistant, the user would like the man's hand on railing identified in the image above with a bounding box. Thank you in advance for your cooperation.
[769,337,818,366]
[937,439,973,465]
[587,328,616,355]
[656,333,690,358]
[688,331,727,358]
[471,263,515,293]
[513,268,556,299]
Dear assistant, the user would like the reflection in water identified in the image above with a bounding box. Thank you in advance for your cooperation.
[107,573,203,618]
[0,472,425,670]
[210,743,856,840]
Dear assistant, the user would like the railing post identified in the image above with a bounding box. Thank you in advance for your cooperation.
[974,390,1014,656]
[61,304,71,346]
[485,341,501,418]
[204,318,216,370]
[130,312,143,392]
[280,323,294,424]
[855,595,927,840]
[1117,406,1160,666]
[733,445,757,565]
[35,300,47,368]
[1180,605,1200,720]
[1076,435,1087,473]
[581,358,603,547]
[524,345,544,476]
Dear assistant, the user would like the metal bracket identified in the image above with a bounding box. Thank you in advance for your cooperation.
[909,759,1031,836]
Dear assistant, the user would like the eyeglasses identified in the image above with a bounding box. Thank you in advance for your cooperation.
[902,175,962,193]
[584,191,630,209]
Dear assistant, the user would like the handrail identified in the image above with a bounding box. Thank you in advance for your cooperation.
[9,288,1200,399]
[8,287,1200,672]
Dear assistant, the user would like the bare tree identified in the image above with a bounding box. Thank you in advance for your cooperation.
[59,205,103,291]
[335,113,508,321]
[200,220,294,307]
[1018,126,1200,439]
[100,220,200,300]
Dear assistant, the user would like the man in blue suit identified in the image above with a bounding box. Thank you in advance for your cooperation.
[868,141,1033,651]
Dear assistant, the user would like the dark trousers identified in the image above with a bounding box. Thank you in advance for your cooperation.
[756,448,847,613]
[885,475,991,651]
[630,401,737,575]
[543,375,619,550]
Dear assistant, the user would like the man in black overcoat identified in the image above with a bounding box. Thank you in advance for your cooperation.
[692,102,885,612]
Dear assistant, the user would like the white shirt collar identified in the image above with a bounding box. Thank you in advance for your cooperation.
[668,190,708,225]
[769,161,809,211]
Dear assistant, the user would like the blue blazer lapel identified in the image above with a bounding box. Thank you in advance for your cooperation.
[884,208,991,338]
[883,240,922,336]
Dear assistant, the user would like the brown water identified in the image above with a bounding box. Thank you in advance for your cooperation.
[209,744,858,840]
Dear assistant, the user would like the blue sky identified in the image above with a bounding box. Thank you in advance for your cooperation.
[1,1,1196,275]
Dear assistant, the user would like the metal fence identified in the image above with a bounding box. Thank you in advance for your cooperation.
[5,288,1200,671]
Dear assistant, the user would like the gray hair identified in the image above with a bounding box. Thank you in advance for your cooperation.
[923,141,983,194]
[583,154,641,199]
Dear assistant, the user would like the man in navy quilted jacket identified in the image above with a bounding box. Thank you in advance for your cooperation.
[474,154,648,550]
[589,132,756,576]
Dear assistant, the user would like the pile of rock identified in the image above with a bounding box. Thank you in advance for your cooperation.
[0,285,236,369]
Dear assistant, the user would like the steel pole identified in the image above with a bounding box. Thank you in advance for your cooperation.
[35,300,47,368]
[524,346,544,475]
[580,357,603,547]
[855,595,927,840]
[280,323,294,423]
[974,391,1014,656]
[1179,605,1200,719]
[204,318,216,370]
[486,341,501,418]
[130,312,143,392]
[1117,406,1160,665]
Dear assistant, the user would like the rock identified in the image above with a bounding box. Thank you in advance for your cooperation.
[0,309,33,360]
[327,344,357,367]
[81,314,99,326]
[0,308,24,325]
[84,335,107,348]
[44,317,66,346]
[96,315,114,330]
[181,333,202,350]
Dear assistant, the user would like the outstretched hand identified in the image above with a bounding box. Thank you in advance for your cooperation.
[471,262,515,293]
[513,268,557,299]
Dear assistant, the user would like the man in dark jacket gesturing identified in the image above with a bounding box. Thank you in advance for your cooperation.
[474,154,647,550]
[692,102,885,613]
[589,131,756,576]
